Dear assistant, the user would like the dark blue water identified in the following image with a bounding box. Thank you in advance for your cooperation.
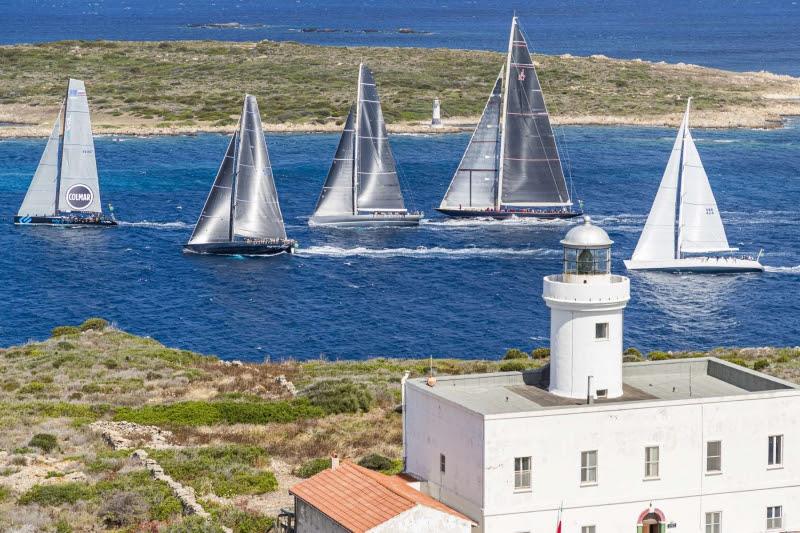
[2,0,800,75]
[1,124,799,360]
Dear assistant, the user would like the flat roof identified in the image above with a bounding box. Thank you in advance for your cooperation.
[407,358,799,416]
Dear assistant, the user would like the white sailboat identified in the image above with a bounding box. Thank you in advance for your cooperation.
[437,17,581,220]
[308,63,422,227]
[15,79,116,227]
[184,94,296,256]
[624,99,763,273]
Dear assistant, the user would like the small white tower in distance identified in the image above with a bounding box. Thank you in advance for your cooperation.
[543,216,630,400]
[431,98,442,127]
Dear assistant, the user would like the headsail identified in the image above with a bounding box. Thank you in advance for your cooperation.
[312,105,356,216]
[630,107,687,261]
[440,73,502,209]
[18,105,63,217]
[188,129,237,245]
[232,95,288,240]
[499,18,571,207]
[677,122,733,254]
[58,79,102,214]
[355,64,406,212]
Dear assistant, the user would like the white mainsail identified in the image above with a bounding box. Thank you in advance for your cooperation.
[631,98,734,262]
[18,105,63,217]
[440,72,502,210]
[58,79,102,214]
[312,105,356,217]
[188,129,237,245]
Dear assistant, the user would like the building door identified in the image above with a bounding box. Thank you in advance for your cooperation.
[637,509,666,533]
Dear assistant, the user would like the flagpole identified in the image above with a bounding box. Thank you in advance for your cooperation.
[555,500,564,533]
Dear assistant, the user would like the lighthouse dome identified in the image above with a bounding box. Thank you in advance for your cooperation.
[561,216,613,249]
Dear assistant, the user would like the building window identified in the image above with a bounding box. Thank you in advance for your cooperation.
[440,453,446,473]
[514,456,531,491]
[706,441,722,473]
[581,450,598,484]
[705,512,721,533]
[767,506,783,530]
[595,322,609,340]
[582,527,596,533]
[645,446,660,479]
[768,435,783,467]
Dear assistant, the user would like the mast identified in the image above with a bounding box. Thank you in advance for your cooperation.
[496,18,515,210]
[228,102,245,242]
[54,88,68,214]
[353,63,363,215]
[675,98,691,259]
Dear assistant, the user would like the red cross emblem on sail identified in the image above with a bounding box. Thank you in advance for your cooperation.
[517,68,526,81]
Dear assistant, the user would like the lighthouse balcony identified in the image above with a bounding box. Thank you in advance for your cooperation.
[543,274,630,305]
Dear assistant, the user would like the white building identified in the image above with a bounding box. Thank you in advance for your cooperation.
[404,217,800,533]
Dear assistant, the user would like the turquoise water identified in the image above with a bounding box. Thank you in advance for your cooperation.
[1,124,798,360]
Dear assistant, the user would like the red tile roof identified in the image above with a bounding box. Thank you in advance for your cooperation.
[289,461,474,532]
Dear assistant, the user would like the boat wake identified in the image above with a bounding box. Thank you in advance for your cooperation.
[422,217,572,228]
[296,245,556,258]
[764,265,800,274]
[118,220,192,230]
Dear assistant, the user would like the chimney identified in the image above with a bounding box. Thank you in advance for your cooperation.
[331,453,340,470]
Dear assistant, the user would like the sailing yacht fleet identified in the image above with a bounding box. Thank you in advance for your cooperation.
[13,17,765,271]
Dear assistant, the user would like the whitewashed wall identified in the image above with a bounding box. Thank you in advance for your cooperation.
[370,505,473,533]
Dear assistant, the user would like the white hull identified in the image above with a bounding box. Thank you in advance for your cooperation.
[308,213,422,228]
[624,257,763,273]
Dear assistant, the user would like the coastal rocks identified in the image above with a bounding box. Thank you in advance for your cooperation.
[275,374,298,397]
[187,22,265,30]
[0,450,86,493]
[89,421,175,450]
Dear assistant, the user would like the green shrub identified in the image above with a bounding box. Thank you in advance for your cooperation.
[55,341,75,351]
[207,505,274,533]
[647,351,672,361]
[358,454,394,472]
[114,399,324,427]
[624,347,642,357]
[18,381,46,394]
[499,360,531,372]
[503,348,528,360]
[0,485,10,503]
[303,380,373,414]
[98,490,147,527]
[51,326,80,338]
[94,471,182,521]
[54,519,72,533]
[776,354,791,364]
[2,380,19,392]
[80,318,109,332]
[163,515,227,533]
[530,347,550,359]
[722,357,749,368]
[753,359,770,371]
[18,482,94,506]
[295,458,331,478]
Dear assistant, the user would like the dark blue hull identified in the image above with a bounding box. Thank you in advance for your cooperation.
[14,215,117,227]
[183,241,296,256]
[436,208,582,220]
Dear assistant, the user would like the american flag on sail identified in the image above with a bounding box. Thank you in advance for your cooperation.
[68,88,86,97]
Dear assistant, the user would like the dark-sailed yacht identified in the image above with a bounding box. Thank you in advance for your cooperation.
[437,17,581,220]
[184,95,296,256]
[15,79,117,227]
[308,63,422,227]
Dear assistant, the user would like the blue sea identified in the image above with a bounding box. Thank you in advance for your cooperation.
[2,0,800,75]
[1,123,799,360]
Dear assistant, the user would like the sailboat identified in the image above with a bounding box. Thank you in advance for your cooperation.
[437,17,580,220]
[624,99,763,273]
[184,95,296,256]
[308,63,422,227]
[15,79,116,227]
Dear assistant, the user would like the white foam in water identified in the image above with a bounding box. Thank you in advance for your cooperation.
[764,265,800,274]
[421,217,572,228]
[297,245,555,258]
[118,220,191,230]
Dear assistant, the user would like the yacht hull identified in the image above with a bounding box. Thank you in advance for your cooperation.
[436,208,582,220]
[14,215,117,227]
[624,258,763,273]
[309,213,422,227]
[183,241,295,256]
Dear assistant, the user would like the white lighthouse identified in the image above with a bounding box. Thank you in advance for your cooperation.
[431,98,443,127]
[543,216,630,399]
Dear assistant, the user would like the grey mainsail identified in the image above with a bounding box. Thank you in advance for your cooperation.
[188,130,237,245]
[498,18,571,207]
[18,105,63,217]
[232,96,288,240]
[355,64,406,212]
[58,79,102,213]
[440,73,502,209]
[312,105,356,216]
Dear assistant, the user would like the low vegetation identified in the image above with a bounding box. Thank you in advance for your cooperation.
[1,40,799,133]
[0,322,798,530]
